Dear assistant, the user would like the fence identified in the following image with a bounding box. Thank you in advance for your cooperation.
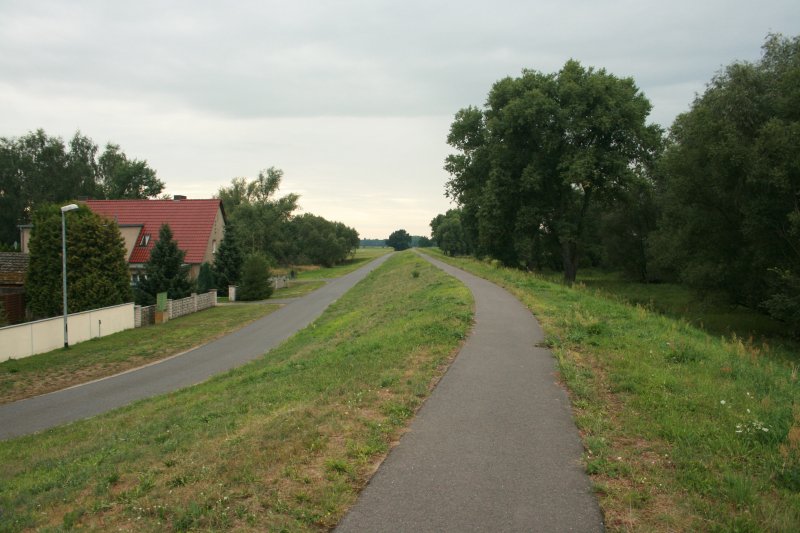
[134,290,217,327]
[0,302,135,362]
[0,288,25,325]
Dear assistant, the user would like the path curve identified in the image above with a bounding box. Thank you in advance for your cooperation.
[336,253,604,532]
[0,253,393,441]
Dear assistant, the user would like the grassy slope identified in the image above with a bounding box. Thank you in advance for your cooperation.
[0,252,472,532]
[540,269,791,342]
[424,250,799,532]
[0,304,279,405]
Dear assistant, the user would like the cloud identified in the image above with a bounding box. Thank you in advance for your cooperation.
[1,0,798,237]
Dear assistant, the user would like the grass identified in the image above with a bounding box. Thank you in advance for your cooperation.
[271,281,326,299]
[423,249,800,532]
[541,268,791,342]
[0,304,279,405]
[0,251,472,531]
[292,248,392,280]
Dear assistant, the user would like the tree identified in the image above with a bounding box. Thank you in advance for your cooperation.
[213,229,243,296]
[196,262,216,294]
[0,129,163,247]
[445,61,662,282]
[386,229,412,251]
[650,34,800,333]
[26,204,132,319]
[136,224,194,305]
[430,210,470,256]
[98,143,164,199]
[286,214,359,267]
[216,167,299,262]
[238,253,273,301]
[416,236,433,248]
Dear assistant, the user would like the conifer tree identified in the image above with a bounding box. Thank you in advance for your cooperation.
[26,204,132,318]
[237,253,273,301]
[136,224,194,304]
[212,229,243,296]
[196,262,216,294]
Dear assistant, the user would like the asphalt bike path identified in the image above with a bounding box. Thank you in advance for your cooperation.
[336,253,604,532]
[0,253,393,440]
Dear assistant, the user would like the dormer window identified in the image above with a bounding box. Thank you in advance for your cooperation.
[139,234,151,247]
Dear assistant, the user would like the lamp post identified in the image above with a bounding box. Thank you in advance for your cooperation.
[61,203,79,349]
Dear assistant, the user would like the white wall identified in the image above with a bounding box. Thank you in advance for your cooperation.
[0,303,135,362]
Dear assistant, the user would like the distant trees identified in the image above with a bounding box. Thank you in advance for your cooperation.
[445,60,661,283]
[386,229,412,251]
[0,129,163,247]
[135,224,194,305]
[288,213,359,267]
[415,236,434,248]
[216,168,359,268]
[26,204,132,319]
[430,210,470,256]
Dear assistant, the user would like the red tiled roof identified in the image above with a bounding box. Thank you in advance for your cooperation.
[85,199,223,265]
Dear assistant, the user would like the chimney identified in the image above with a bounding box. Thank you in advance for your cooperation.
[173,195,187,201]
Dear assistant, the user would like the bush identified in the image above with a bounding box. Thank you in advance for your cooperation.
[238,254,273,301]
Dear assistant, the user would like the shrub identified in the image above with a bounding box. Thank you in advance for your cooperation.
[238,254,273,301]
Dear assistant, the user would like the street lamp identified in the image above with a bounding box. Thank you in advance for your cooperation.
[61,203,79,349]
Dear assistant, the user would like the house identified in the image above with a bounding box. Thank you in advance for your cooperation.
[0,252,29,324]
[19,197,226,282]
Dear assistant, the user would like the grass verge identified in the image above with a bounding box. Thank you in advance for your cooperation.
[0,304,279,405]
[0,251,472,531]
[423,249,800,532]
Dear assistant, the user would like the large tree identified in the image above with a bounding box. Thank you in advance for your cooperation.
[446,60,662,282]
[651,34,800,332]
[386,229,412,251]
[98,143,165,199]
[0,129,163,247]
[216,167,299,262]
[26,204,132,319]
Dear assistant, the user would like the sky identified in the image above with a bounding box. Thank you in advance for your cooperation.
[1,1,798,239]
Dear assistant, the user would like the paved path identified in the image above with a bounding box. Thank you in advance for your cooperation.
[336,254,604,532]
[0,253,392,441]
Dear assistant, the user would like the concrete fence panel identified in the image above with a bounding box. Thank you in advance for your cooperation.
[0,302,135,363]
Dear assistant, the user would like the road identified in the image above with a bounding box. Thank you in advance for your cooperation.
[0,252,392,440]
[336,253,604,532]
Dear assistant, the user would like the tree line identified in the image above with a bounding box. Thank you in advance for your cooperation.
[433,34,800,335]
[0,129,164,248]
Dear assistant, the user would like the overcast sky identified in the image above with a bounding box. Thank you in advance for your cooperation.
[2,1,798,238]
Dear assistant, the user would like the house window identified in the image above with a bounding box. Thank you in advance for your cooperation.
[212,239,217,253]
[139,234,151,247]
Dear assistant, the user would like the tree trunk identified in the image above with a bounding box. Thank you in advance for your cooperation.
[562,240,578,285]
